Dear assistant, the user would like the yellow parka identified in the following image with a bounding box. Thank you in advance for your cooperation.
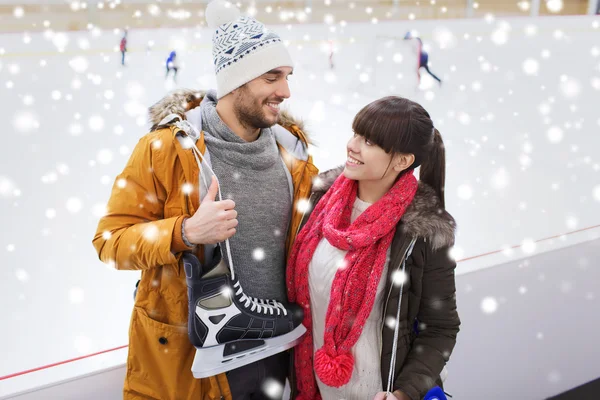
[93,89,318,399]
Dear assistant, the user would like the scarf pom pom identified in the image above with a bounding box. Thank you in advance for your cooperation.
[314,348,354,387]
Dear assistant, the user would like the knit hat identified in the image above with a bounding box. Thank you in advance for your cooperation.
[205,0,294,99]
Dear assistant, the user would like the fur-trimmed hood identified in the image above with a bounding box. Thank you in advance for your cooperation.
[312,166,456,250]
[148,88,306,134]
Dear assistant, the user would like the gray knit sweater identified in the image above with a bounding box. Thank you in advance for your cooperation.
[199,91,292,302]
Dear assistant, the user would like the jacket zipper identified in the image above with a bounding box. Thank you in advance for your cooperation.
[380,238,417,360]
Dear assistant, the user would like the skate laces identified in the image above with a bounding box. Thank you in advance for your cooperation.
[233,280,288,316]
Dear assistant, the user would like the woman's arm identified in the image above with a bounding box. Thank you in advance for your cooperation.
[393,244,461,400]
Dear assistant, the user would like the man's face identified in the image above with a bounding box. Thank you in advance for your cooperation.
[232,67,293,130]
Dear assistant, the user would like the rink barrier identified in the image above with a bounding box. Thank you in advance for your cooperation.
[0,222,599,382]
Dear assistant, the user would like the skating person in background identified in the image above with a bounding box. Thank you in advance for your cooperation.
[120,30,127,66]
[165,50,178,82]
[328,39,335,69]
[288,96,460,400]
[404,31,442,86]
[92,1,317,399]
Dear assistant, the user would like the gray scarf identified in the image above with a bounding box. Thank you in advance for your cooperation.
[197,90,292,302]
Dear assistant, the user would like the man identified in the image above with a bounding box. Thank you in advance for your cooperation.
[93,1,317,399]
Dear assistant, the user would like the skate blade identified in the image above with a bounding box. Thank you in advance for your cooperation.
[190,324,307,379]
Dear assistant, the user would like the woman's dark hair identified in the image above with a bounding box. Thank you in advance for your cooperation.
[352,96,446,208]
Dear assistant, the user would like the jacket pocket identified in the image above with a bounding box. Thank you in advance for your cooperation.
[126,306,200,400]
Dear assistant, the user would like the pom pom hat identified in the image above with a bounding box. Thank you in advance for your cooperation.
[205,0,294,99]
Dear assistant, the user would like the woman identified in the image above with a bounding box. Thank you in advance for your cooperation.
[287,96,460,400]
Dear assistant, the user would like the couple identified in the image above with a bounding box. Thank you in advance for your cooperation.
[92,1,460,399]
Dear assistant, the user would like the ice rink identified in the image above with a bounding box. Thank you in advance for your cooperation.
[1,13,599,399]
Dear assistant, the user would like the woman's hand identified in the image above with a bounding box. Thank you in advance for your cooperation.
[373,390,410,400]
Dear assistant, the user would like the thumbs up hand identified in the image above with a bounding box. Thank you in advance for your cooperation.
[183,176,238,245]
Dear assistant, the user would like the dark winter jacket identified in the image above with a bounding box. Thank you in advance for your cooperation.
[292,166,460,400]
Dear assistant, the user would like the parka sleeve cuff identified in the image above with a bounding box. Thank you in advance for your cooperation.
[171,216,194,253]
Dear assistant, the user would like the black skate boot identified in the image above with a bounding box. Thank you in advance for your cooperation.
[183,250,306,378]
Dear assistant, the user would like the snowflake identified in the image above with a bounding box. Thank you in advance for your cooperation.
[480,296,498,314]
[89,115,105,131]
[253,248,265,261]
[385,316,397,329]
[13,7,24,18]
[93,204,108,218]
[521,238,536,254]
[449,246,464,261]
[15,268,31,283]
[518,286,527,294]
[69,287,85,304]
[546,0,563,13]
[546,126,564,144]
[77,37,90,50]
[69,56,89,73]
[69,123,82,136]
[593,185,600,202]
[261,378,283,399]
[66,197,83,214]
[143,225,159,242]
[46,208,57,219]
[457,184,473,200]
[0,176,18,198]
[559,76,581,98]
[547,370,561,383]
[491,28,509,46]
[565,216,578,229]
[52,32,69,51]
[538,102,551,116]
[522,58,539,76]
[182,183,193,194]
[392,270,408,285]
[126,82,144,99]
[71,78,81,90]
[517,1,530,11]
[13,111,39,134]
[491,168,509,189]
[97,149,113,164]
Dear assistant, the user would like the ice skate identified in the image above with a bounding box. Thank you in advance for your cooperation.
[183,250,306,378]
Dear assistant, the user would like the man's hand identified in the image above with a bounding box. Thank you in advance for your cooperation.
[183,176,238,244]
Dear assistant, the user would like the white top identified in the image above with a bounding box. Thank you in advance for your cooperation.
[308,196,390,399]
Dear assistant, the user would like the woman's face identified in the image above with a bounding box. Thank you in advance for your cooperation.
[343,133,393,181]
[343,133,415,183]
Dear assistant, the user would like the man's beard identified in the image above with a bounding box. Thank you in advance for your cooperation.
[233,86,278,131]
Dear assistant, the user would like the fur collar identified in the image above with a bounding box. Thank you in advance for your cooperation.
[313,166,456,250]
[148,88,306,134]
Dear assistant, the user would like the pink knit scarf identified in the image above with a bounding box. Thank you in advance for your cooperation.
[287,172,418,399]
